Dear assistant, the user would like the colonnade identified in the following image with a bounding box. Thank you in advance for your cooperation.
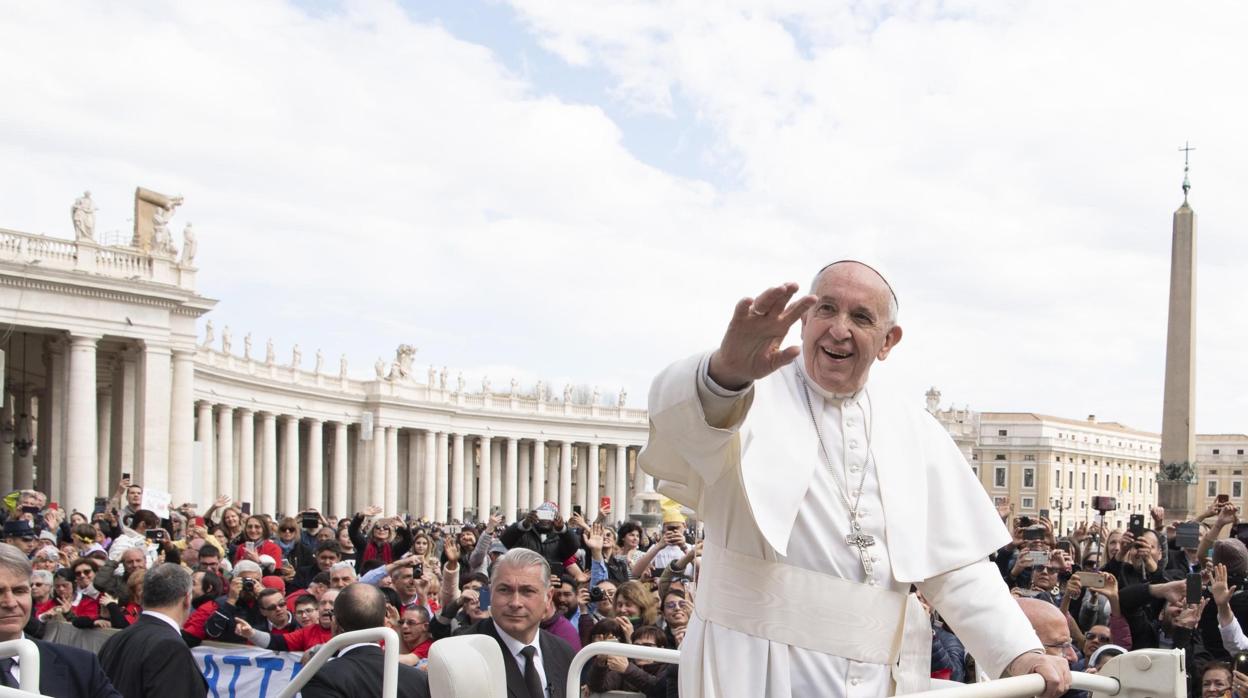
[193,401,644,523]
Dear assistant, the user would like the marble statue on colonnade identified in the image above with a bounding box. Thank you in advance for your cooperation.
[292,344,302,369]
[536,380,545,401]
[72,191,97,242]
[315,349,324,374]
[386,344,417,381]
[592,386,600,405]
[456,372,465,393]
[222,326,232,354]
[439,367,448,390]
[375,358,386,379]
[340,354,348,378]
[180,223,197,265]
[482,376,491,393]
[132,187,182,254]
[202,321,214,348]
[265,338,276,365]
[428,365,436,386]
[563,383,572,403]
[244,333,253,360]
[618,388,627,407]
[510,378,518,397]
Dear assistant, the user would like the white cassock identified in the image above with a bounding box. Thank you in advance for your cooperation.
[640,353,1042,698]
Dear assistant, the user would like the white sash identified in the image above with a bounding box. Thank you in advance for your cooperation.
[696,541,931,694]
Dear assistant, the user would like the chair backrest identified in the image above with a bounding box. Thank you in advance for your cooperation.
[428,635,509,698]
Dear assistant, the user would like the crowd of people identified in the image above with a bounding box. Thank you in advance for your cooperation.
[10,471,1248,698]
[0,479,702,697]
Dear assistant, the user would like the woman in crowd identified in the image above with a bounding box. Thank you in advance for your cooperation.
[103,569,144,628]
[617,522,646,568]
[1199,661,1232,698]
[336,527,356,558]
[350,508,412,564]
[410,531,439,571]
[231,515,283,563]
[613,580,659,628]
[275,517,315,570]
[659,589,691,647]
[30,569,53,616]
[205,497,245,543]
[585,619,667,695]
[68,557,102,624]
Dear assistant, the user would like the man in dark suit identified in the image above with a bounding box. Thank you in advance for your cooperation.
[99,563,208,698]
[0,542,120,697]
[301,582,431,698]
[461,547,575,698]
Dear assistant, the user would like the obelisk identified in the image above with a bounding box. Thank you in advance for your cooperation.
[1158,144,1197,517]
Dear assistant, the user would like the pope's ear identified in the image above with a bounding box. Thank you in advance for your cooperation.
[876,325,902,360]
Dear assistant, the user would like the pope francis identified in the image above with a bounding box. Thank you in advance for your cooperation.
[639,261,1071,698]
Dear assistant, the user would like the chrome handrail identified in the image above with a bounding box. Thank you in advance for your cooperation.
[0,638,44,697]
[275,627,401,698]
[567,641,681,698]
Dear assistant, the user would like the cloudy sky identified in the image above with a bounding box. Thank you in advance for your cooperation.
[2,0,1244,434]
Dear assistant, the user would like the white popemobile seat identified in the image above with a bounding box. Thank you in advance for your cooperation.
[429,635,509,698]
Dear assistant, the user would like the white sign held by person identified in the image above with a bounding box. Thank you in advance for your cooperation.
[140,488,172,519]
[193,645,304,697]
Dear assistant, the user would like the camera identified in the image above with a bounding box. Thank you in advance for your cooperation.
[241,578,257,595]
[589,587,605,603]
[1091,496,1117,513]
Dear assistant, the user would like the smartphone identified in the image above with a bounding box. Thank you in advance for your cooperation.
[1039,509,1050,521]
[1056,540,1074,554]
[302,512,319,529]
[195,516,205,527]
[1235,653,1248,676]
[145,529,165,542]
[1187,572,1203,605]
[1075,571,1106,589]
[245,541,257,552]
[1017,516,1033,529]
[1129,514,1146,537]
[93,497,108,514]
[21,506,40,515]
[241,502,252,515]
[1176,522,1201,549]
[1025,550,1050,566]
[48,502,59,511]
[572,505,583,517]
[477,587,491,611]
[1218,494,1231,504]
[122,472,131,481]
[1023,527,1044,541]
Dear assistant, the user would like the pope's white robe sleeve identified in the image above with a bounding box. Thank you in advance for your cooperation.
[917,559,1042,679]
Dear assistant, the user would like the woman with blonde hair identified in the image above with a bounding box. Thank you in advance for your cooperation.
[612,580,659,627]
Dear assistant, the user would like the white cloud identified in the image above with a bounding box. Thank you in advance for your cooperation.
[2,0,1246,433]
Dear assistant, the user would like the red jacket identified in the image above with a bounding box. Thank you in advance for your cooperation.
[233,540,284,564]
[271,622,333,652]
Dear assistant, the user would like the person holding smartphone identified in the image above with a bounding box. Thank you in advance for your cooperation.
[230,515,282,564]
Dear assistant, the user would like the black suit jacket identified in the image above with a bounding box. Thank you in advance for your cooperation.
[467,618,575,698]
[99,614,208,698]
[301,645,430,698]
[28,639,121,698]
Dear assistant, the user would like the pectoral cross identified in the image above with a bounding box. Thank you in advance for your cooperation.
[846,519,877,576]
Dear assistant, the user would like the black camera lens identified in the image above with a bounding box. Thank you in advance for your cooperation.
[589,587,605,602]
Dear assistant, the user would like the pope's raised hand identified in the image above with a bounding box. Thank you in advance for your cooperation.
[708,282,816,390]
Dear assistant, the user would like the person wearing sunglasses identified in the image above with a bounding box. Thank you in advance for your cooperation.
[349,507,412,566]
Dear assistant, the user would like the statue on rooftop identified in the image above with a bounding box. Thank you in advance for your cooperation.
[265,338,276,366]
[315,349,324,374]
[563,383,572,403]
[202,321,214,348]
[456,372,465,393]
[375,358,386,379]
[618,388,627,407]
[221,326,232,355]
[340,354,348,378]
[482,376,492,393]
[292,344,302,369]
[243,333,253,360]
[180,223,197,265]
[72,191,97,242]
[439,366,448,391]
[387,344,417,381]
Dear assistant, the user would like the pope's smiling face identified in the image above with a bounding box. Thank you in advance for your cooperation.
[801,262,902,395]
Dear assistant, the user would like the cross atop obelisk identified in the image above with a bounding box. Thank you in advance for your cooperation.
[1158,143,1198,517]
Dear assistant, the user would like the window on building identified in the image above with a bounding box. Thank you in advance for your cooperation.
[1149,479,1153,494]
[1239,449,1245,455]
[1054,469,1060,487]
[1069,471,1074,489]
[1023,468,1035,488]
[995,467,1007,488]
[1022,497,1035,509]
[1208,481,1219,497]
[1236,470,1243,476]
[1056,456,1062,462]
[1138,477,1142,493]
[1094,474,1099,490]
[1210,469,1218,475]
[1214,449,1221,455]
[972,453,978,460]
[998,429,1008,436]
[1235,482,1243,499]
[994,454,1006,461]
[1128,477,1132,493]
[1082,472,1087,488]
[972,466,979,477]
[1024,454,1036,461]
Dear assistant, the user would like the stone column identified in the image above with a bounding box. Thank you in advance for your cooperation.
[44,340,66,498]
[280,416,301,515]
[576,445,588,514]
[504,437,519,521]
[65,335,99,513]
[369,424,385,510]
[434,432,449,521]
[112,349,137,486]
[237,409,255,506]
[137,343,171,492]
[614,444,628,524]
[196,401,215,503]
[14,393,35,491]
[491,440,503,512]
[169,348,195,505]
[477,436,492,519]
[352,430,370,513]
[587,443,601,520]
[633,450,648,513]
[0,391,13,494]
[305,418,324,513]
[331,422,349,518]
[422,431,437,520]
[450,433,465,521]
[559,441,573,516]
[260,413,278,514]
[216,405,235,498]
[531,439,546,509]
[546,449,558,503]
[406,431,421,517]
[96,388,112,498]
[385,427,399,514]
[604,446,616,518]
[518,440,530,513]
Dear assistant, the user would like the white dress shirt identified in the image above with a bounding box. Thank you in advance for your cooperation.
[495,626,548,697]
